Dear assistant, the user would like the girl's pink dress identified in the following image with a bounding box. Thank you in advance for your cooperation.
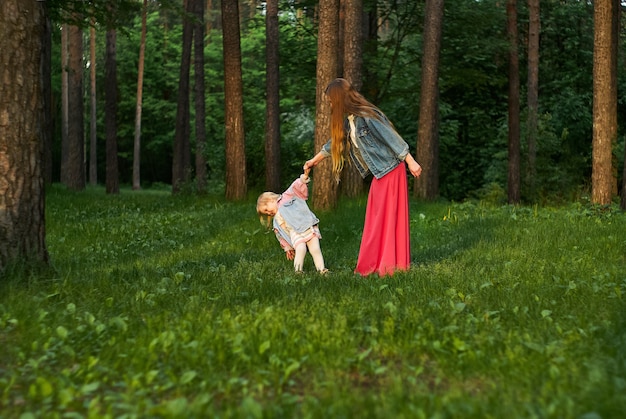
[355,162,410,276]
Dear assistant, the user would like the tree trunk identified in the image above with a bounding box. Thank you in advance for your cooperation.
[172,0,193,194]
[506,0,521,204]
[415,0,443,201]
[60,24,69,185]
[526,0,539,199]
[312,0,340,210]
[592,0,618,205]
[222,0,247,200]
[0,0,49,272]
[194,0,208,193]
[42,7,53,185]
[89,23,98,186]
[265,0,281,192]
[105,28,119,194]
[64,23,86,191]
[340,0,365,198]
[133,0,148,191]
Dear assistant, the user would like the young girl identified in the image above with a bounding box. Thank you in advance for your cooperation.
[256,169,328,274]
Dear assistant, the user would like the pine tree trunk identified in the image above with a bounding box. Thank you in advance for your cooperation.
[65,24,86,191]
[340,0,365,198]
[42,8,53,185]
[415,0,443,200]
[312,0,340,210]
[506,0,521,204]
[592,0,618,205]
[105,28,119,194]
[0,0,49,272]
[133,0,148,191]
[194,0,208,193]
[526,0,539,199]
[172,0,193,194]
[89,23,98,186]
[222,0,247,200]
[265,0,281,192]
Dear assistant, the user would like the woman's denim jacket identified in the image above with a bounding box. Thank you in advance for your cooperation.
[321,112,409,179]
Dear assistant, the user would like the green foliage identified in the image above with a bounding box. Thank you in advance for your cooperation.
[1,186,625,417]
[47,0,624,201]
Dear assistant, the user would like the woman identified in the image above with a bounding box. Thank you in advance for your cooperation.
[304,78,422,276]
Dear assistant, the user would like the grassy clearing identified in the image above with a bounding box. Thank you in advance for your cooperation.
[1,185,625,418]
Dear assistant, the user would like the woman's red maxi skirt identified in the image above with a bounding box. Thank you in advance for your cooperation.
[355,162,410,277]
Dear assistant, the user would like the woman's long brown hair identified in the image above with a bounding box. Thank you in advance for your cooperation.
[325,78,382,181]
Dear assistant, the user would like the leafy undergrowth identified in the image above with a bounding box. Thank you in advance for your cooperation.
[1,185,625,418]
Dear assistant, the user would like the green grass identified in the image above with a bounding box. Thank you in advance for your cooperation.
[1,185,625,418]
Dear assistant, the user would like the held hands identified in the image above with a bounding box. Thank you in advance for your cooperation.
[286,249,295,260]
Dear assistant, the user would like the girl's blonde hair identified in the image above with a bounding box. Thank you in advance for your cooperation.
[325,78,382,182]
[256,192,280,228]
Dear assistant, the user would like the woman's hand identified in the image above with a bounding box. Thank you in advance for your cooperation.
[285,249,295,260]
[404,154,423,178]
[303,152,326,172]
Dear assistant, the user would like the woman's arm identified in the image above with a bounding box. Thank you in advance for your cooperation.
[403,153,423,178]
[303,151,327,171]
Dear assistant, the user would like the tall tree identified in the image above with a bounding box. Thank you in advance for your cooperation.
[312,0,340,210]
[592,0,619,205]
[526,0,539,198]
[63,23,86,191]
[89,22,98,186]
[172,0,194,194]
[0,0,49,272]
[222,0,247,200]
[265,0,281,192]
[415,0,444,200]
[193,0,208,193]
[60,24,70,186]
[105,25,120,194]
[340,0,365,198]
[42,6,53,185]
[506,0,521,204]
[133,0,148,191]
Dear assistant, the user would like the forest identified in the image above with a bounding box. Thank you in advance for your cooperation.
[43,0,625,203]
[1,2,625,415]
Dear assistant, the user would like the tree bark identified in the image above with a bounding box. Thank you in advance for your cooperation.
[506,0,521,204]
[193,0,208,193]
[0,0,49,272]
[89,23,98,186]
[526,0,539,199]
[133,0,148,191]
[265,0,281,192]
[172,0,193,194]
[222,0,247,200]
[415,0,443,201]
[60,24,69,185]
[312,0,340,210]
[105,27,119,194]
[340,0,365,198]
[64,23,86,191]
[592,0,618,205]
[42,7,53,185]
